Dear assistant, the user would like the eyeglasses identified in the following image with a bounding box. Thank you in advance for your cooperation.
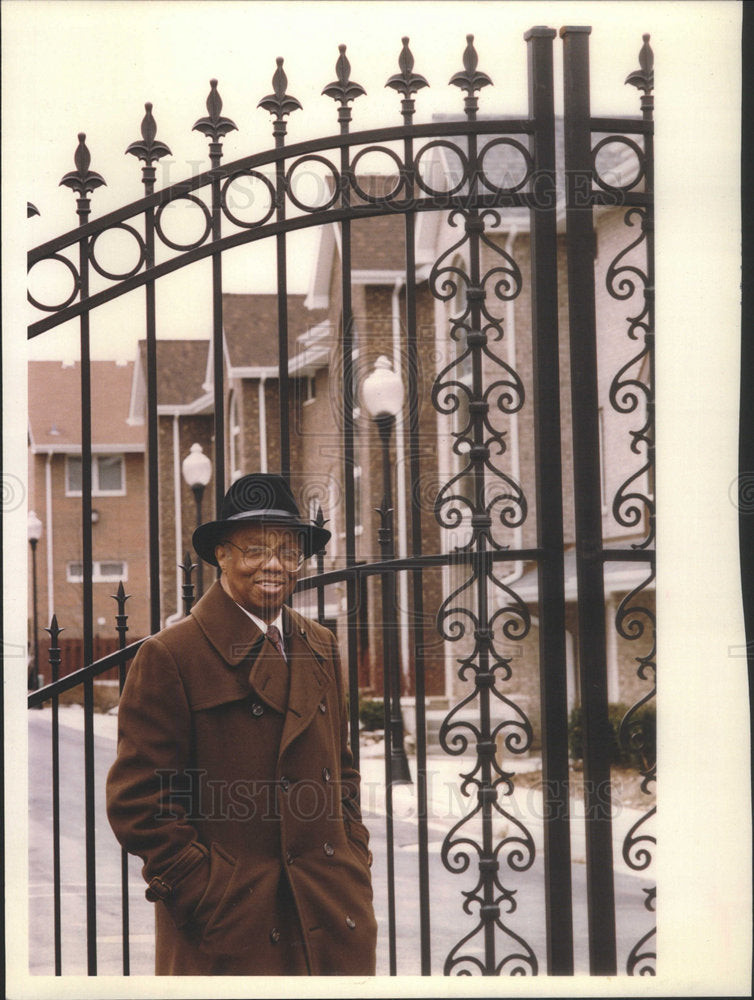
[221,540,306,571]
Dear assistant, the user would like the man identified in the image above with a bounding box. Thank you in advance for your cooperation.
[106,473,378,976]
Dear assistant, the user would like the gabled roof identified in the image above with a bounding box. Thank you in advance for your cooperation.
[28,360,144,453]
[222,293,329,373]
[129,339,212,420]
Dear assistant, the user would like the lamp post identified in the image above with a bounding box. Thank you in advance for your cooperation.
[28,510,43,691]
[362,356,412,785]
[182,443,212,597]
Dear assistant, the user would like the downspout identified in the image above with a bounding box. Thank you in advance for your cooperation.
[501,227,524,586]
[164,414,184,627]
[391,277,410,686]
[45,453,54,624]
[258,377,268,473]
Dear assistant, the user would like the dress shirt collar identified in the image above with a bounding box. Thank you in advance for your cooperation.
[234,603,284,640]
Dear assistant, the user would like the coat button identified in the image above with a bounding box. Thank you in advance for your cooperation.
[345,915,356,929]
[322,767,332,783]
[318,701,327,714]
[251,702,264,717]
[279,776,290,792]
[285,850,295,865]
[270,928,281,944]
[323,842,335,857]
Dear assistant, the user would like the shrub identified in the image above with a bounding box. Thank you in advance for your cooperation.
[359,698,385,732]
[568,701,656,770]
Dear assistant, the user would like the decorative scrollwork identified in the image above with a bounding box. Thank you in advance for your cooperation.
[592,135,645,193]
[477,138,534,195]
[605,207,649,302]
[414,140,470,198]
[285,155,341,213]
[614,566,656,972]
[27,254,80,312]
[88,223,146,282]
[606,207,654,548]
[220,168,277,229]
[154,192,213,252]
[627,920,656,976]
[349,147,406,202]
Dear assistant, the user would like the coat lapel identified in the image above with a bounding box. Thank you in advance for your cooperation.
[247,640,289,714]
[279,608,333,755]
[190,584,333,725]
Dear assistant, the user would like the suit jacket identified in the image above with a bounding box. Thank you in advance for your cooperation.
[106,581,377,975]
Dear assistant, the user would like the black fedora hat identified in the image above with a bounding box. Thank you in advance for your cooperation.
[192,473,331,567]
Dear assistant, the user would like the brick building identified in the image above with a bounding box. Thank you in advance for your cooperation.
[27,361,148,678]
[28,153,654,727]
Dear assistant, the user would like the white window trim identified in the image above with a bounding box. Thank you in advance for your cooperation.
[67,560,129,583]
[302,375,317,406]
[66,454,126,497]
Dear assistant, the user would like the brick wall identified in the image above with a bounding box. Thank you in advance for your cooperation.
[28,451,150,664]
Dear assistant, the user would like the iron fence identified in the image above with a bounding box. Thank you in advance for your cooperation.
[27,26,654,977]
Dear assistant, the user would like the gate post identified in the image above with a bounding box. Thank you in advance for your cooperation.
[560,25,618,975]
[525,25,574,976]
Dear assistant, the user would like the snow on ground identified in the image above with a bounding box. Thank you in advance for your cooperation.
[39,703,651,880]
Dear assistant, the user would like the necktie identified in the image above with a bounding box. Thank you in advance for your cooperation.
[266,624,286,661]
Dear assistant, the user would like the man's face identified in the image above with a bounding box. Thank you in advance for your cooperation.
[215,523,303,623]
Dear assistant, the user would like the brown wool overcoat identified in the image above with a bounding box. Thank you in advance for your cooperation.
[106,581,377,976]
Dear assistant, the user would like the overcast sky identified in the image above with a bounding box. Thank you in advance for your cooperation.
[3,0,739,360]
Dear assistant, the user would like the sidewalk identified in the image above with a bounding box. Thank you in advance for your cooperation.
[28,704,655,976]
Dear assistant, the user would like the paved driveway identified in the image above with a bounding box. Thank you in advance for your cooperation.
[27,707,654,977]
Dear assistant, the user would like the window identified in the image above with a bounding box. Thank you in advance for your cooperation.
[66,454,125,496]
[67,560,128,583]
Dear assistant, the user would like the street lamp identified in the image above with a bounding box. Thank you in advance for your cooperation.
[182,443,212,597]
[28,510,43,691]
[362,356,412,785]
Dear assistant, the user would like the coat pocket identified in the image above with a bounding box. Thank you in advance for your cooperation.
[344,816,373,870]
[192,841,237,937]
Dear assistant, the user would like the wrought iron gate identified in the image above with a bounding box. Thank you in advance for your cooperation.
[27,25,655,977]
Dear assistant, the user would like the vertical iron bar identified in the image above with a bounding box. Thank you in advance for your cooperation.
[76,197,98,977]
[525,26,574,974]
[376,481,399,976]
[275,224,291,480]
[180,553,196,617]
[560,24,618,975]
[338,142,362,777]
[47,617,63,974]
[404,191,432,974]
[464,102,498,976]
[143,171,161,634]
[258,63,299,482]
[193,82,236,518]
[315,507,327,625]
[211,171,226,515]
[113,583,130,975]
